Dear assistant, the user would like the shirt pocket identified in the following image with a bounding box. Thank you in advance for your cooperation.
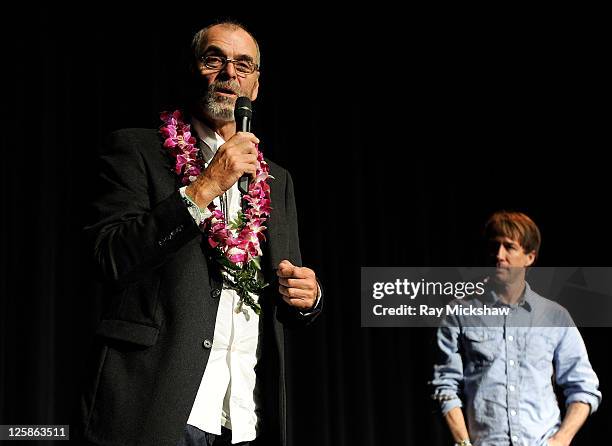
[462,329,501,365]
[526,331,556,369]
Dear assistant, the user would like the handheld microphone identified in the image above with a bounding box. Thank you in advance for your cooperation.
[235,97,253,194]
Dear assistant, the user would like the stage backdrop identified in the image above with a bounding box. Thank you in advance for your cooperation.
[1,6,610,445]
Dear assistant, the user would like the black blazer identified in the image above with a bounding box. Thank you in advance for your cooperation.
[78,128,320,446]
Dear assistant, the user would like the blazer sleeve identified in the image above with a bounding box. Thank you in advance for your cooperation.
[275,170,323,326]
[85,129,201,286]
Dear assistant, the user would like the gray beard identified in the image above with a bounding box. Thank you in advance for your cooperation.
[200,79,245,122]
[201,92,235,122]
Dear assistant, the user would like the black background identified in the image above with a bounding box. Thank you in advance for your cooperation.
[1,5,610,445]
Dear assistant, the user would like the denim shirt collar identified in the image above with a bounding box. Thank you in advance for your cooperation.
[485,281,534,312]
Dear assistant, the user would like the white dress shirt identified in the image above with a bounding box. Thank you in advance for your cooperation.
[181,118,321,443]
[183,118,262,444]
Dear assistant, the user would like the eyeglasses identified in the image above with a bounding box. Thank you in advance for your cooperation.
[199,55,259,76]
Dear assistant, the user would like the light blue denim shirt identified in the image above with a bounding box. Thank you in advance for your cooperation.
[431,282,601,446]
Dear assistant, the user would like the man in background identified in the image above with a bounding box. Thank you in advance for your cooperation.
[431,211,601,446]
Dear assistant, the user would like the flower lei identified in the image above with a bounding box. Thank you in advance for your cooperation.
[160,110,272,314]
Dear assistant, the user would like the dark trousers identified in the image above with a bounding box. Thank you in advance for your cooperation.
[176,424,255,446]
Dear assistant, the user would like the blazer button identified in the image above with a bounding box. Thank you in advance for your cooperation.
[211,288,221,298]
[202,339,212,349]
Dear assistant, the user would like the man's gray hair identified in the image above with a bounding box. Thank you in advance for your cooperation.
[191,20,261,66]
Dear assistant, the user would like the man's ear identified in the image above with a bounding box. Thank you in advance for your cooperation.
[250,76,259,102]
[189,57,200,77]
[525,250,536,267]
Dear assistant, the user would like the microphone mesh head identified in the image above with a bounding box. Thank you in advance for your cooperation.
[234,96,253,120]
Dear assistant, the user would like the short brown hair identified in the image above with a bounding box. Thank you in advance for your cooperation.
[484,211,541,258]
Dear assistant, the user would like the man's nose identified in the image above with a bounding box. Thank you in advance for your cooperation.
[221,60,238,79]
[496,244,506,260]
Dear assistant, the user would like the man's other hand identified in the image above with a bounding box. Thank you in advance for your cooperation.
[277,259,318,311]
